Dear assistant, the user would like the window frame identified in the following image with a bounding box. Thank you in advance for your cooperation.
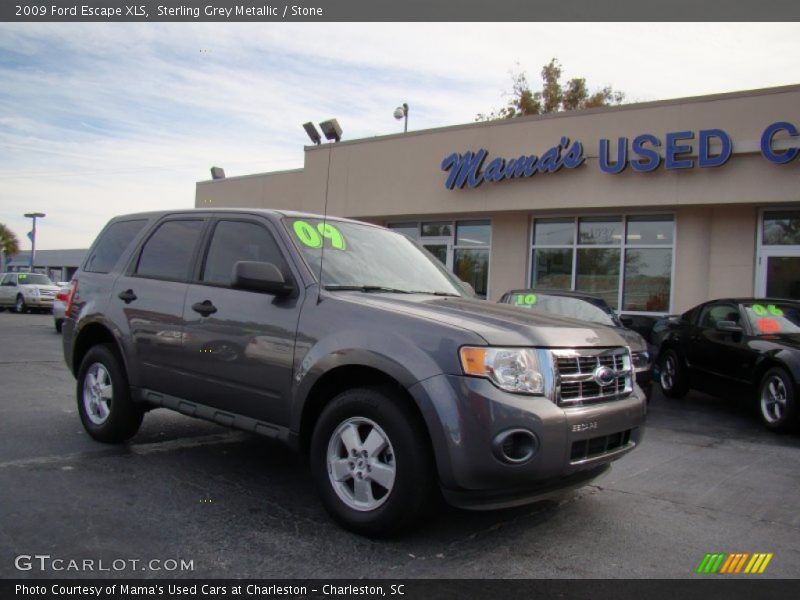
[529,212,676,315]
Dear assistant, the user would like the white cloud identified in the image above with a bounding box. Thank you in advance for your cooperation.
[0,22,798,249]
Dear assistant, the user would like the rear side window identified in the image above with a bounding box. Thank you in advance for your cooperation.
[135,220,204,282]
[202,220,287,286]
[84,219,147,273]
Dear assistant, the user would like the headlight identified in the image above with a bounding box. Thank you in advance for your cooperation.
[631,351,650,371]
[459,346,544,395]
[26,288,39,297]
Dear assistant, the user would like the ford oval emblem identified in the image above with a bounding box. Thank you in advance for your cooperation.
[593,365,616,387]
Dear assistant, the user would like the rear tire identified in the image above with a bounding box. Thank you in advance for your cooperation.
[55,319,63,333]
[76,344,143,443]
[757,368,796,432]
[310,386,435,537]
[659,349,689,398]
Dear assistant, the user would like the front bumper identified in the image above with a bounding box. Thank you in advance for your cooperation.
[23,296,54,308]
[409,374,646,509]
[635,369,653,400]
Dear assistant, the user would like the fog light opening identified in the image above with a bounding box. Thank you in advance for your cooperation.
[493,429,538,464]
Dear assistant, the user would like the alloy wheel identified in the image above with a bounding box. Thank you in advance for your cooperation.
[760,375,787,424]
[83,363,113,425]
[660,355,676,391]
[326,417,396,512]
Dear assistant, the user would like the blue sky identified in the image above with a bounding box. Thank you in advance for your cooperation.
[1,23,799,249]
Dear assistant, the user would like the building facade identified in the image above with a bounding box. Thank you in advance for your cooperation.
[5,249,87,282]
[196,85,800,314]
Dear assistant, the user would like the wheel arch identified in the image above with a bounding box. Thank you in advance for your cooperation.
[295,363,432,458]
[71,320,130,381]
[753,358,794,390]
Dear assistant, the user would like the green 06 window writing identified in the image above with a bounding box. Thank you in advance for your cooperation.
[292,220,347,250]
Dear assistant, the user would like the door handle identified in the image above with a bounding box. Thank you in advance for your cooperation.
[118,289,137,303]
[192,300,218,317]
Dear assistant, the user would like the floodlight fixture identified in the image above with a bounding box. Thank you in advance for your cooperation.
[210,166,226,180]
[319,119,342,143]
[303,122,322,145]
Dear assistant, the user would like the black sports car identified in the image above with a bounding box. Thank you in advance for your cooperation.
[499,289,654,398]
[652,298,800,431]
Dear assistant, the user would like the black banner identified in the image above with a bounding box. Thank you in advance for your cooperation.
[2,0,800,22]
[3,579,800,600]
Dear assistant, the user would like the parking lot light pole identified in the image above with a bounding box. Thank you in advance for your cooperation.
[23,212,45,272]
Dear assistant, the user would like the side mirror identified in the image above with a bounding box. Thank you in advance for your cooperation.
[460,281,476,297]
[716,320,743,333]
[232,261,293,296]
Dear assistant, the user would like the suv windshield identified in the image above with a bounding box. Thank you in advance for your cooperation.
[743,302,800,335]
[509,292,619,327]
[17,273,53,286]
[284,217,465,296]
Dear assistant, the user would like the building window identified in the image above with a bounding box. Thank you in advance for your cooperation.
[531,215,674,313]
[388,220,491,298]
[757,209,800,300]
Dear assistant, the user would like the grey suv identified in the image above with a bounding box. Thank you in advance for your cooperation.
[62,209,646,536]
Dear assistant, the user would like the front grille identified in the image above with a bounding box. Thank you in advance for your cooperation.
[553,348,632,406]
[571,429,632,463]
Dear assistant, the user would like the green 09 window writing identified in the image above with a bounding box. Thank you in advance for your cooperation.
[293,220,346,250]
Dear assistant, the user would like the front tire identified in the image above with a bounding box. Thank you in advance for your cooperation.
[758,368,796,432]
[310,386,435,537]
[77,344,143,443]
[659,349,689,398]
[14,295,27,314]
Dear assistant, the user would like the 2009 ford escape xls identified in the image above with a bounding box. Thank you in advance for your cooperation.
[62,209,646,536]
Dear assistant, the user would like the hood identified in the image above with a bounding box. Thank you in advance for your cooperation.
[332,292,629,348]
[764,333,800,350]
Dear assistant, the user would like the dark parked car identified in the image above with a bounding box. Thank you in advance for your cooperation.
[653,298,800,431]
[499,289,654,399]
[62,209,646,536]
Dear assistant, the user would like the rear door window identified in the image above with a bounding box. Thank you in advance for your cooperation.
[135,220,205,282]
[84,219,148,273]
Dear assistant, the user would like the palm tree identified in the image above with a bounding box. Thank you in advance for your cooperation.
[0,223,21,271]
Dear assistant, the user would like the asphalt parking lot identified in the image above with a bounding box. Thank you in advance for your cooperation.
[0,311,798,579]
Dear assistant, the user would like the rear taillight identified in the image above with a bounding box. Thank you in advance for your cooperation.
[55,291,68,302]
[64,280,78,316]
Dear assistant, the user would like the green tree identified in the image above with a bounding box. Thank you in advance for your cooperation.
[477,58,625,121]
[0,223,20,269]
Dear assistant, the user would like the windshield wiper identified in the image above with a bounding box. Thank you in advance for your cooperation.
[324,285,461,296]
[406,290,461,297]
[324,285,414,294]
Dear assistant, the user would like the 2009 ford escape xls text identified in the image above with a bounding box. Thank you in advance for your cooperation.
[62,209,646,536]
